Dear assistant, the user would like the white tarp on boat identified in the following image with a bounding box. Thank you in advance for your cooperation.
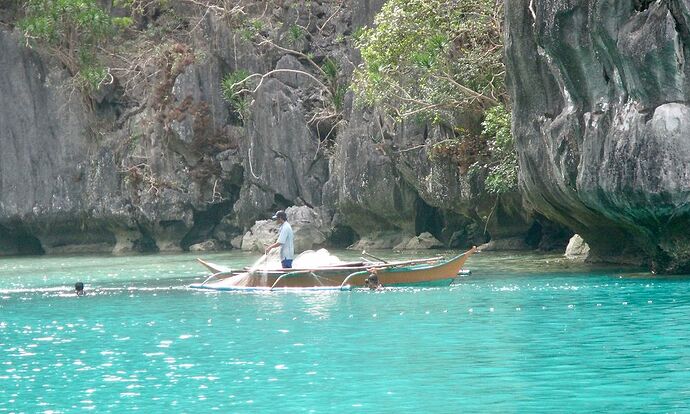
[250,248,345,271]
[292,249,345,268]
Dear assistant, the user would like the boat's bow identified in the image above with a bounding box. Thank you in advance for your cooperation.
[368,246,478,287]
[196,258,232,274]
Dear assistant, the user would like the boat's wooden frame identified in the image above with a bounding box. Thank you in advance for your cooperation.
[189,247,477,291]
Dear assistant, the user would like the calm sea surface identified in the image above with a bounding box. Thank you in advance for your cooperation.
[1,250,689,413]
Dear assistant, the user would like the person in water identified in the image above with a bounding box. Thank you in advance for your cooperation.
[364,274,383,290]
[75,282,85,296]
[265,210,294,268]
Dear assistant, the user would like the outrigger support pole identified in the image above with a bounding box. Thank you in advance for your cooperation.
[361,250,388,264]
[269,270,311,290]
[340,270,371,289]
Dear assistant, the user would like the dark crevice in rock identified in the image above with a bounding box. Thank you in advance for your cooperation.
[34,218,118,254]
[327,225,357,248]
[446,219,488,249]
[634,0,655,12]
[414,197,444,243]
[527,217,574,251]
[134,222,159,253]
[639,107,654,123]
[180,200,234,250]
[668,1,690,48]
[133,231,159,253]
[524,221,543,249]
[92,79,127,126]
[602,67,611,84]
[592,29,629,101]
[0,223,45,256]
[272,193,292,214]
[154,220,187,251]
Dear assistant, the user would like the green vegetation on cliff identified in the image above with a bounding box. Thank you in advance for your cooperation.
[353,0,517,194]
[479,104,516,194]
[16,0,178,95]
[18,0,123,92]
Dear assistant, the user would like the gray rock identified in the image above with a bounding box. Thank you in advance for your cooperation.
[0,0,567,259]
[505,0,690,272]
[228,235,242,249]
[241,206,330,253]
[395,232,445,250]
[403,232,445,250]
[324,101,539,248]
[565,235,590,262]
[189,240,221,252]
[112,228,144,255]
[284,206,330,252]
[232,76,329,228]
[479,237,531,251]
[348,231,408,250]
[0,25,236,254]
[323,107,419,236]
[393,236,414,251]
[241,226,273,252]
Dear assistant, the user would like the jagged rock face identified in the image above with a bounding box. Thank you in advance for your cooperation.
[0,3,365,254]
[322,107,420,236]
[0,0,566,256]
[0,28,231,254]
[391,118,535,242]
[323,103,537,247]
[232,77,329,228]
[505,0,690,271]
[0,30,123,254]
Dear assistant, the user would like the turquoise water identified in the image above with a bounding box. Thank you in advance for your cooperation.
[1,250,690,413]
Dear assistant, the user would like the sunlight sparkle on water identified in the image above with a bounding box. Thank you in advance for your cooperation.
[1,251,689,412]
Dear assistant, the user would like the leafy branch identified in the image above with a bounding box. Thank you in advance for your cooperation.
[19,0,115,93]
[353,0,517,194]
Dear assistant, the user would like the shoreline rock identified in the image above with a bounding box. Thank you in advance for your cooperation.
[564,235,590,262]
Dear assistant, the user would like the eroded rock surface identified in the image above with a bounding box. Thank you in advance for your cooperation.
[0,1,568,256]
[505,0,690,271]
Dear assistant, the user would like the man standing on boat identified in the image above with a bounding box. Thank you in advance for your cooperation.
[265,210,294,268]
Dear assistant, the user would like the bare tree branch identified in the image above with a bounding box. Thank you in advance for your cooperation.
[318,1,344,32]
[257,37,327,79]
[232,69,329,97]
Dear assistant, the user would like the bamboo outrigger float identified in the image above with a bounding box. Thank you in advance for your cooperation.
[189,246,477,292]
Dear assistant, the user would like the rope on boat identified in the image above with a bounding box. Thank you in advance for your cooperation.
[200,270,232,286]
[361,250,389,263]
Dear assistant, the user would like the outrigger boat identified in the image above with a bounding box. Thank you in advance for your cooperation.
[189,246,477,292]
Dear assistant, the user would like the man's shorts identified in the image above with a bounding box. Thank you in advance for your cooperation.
[281,259,293,268]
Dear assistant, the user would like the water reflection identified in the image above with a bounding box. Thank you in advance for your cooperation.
[299,292,342,319]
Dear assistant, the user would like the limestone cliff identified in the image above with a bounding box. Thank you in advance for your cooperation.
[0,0,565,256]
[505,0,690,272]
